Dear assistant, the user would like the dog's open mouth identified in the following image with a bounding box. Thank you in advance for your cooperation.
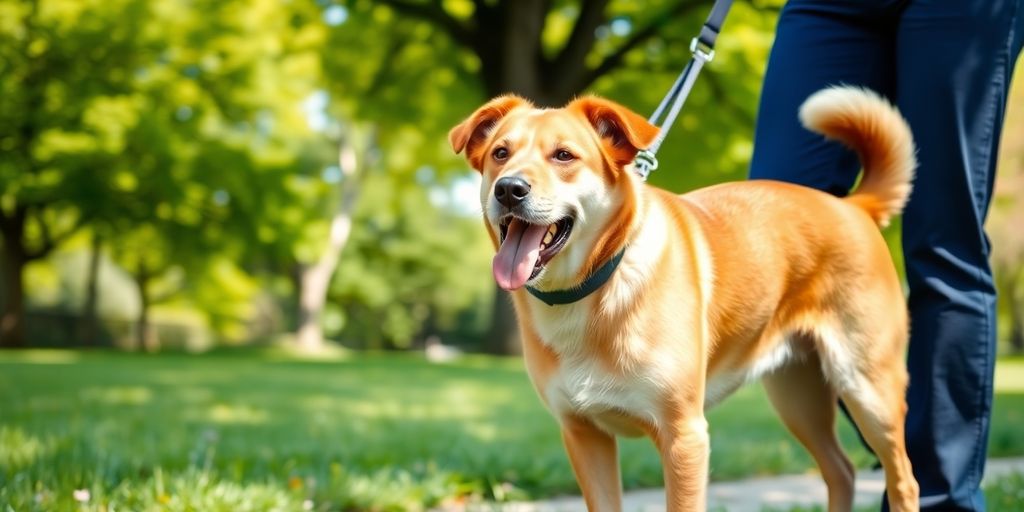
[493,216,574,291]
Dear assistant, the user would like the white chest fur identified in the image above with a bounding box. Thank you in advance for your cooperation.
[530,297,677,436]
[527,200,679,435]
[544,352,667,435]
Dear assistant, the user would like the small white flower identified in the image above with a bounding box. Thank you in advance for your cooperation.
[302,499,314,510]
[73,489,90,503]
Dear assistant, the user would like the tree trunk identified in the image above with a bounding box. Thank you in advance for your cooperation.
[1011,309,1023,355]
[485,288,522,355]
[1,0,40,349]
[1009,278,1024,355]
[134,262,158,352]
[296,249,343,350]
[498,0,547,100]
[0,246,27,349]
[473,0,612,107]
[477,1,566,355]
[78,232,102,346]
[295,139,363,351]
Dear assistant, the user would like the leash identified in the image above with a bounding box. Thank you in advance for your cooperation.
[633,0,734,180]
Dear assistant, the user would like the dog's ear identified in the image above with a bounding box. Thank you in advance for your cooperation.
[449,95,530,171]
[569,96,660,167]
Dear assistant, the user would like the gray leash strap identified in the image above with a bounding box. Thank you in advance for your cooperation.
[634,0,734,180]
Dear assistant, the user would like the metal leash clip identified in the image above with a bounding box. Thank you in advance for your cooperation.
[689,37,716,63]
[629,0,732,181]
[633,149,659,181]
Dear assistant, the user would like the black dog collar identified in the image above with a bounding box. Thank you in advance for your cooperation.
[525,248,627,306]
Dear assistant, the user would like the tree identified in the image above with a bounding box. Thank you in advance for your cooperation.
[992,62,1024,354]
[325,168,494,350]
[108,225,180,351]
[77,231,103,345]
[294,131,373,351]
[990,167,1024,354]
[2,0,338,348]
[108,0,337,349]
[378,0,718,105]
[330,0,780,352]
[0,0,162,347]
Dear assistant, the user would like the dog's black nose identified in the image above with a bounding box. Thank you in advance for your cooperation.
[494,177,531,208]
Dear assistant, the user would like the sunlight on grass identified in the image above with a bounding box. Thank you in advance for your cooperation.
[80,386,153,406]
[206,403,270,425]
[0,427,54,468]
[1,351,1023,510]
[5,349,82,364]
[995,359,1024,392]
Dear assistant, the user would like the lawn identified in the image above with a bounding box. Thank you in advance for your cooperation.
[1,350,1023,511]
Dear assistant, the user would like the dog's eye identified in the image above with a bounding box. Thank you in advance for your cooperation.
[554,150,575,162]
[492,147,509,161]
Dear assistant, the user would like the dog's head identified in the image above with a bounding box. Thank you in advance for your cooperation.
[449,95,659,292]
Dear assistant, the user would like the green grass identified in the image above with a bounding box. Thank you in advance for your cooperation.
[986,471,1024,509]
[1,351,1023,511]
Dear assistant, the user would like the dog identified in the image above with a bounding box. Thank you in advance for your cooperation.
[449,86,920,511]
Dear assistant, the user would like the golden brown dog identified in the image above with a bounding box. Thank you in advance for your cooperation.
[449,86,920,511]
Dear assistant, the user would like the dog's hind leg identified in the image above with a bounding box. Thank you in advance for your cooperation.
[819,325,919,512]
[763,347,855,512]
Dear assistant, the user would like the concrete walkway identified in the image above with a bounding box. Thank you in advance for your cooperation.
[462,457,1024,512]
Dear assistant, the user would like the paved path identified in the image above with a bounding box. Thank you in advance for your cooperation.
[460,457,1024,512]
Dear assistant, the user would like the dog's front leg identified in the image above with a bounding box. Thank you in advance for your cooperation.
[657,415,710,511]
[560,415,622,512]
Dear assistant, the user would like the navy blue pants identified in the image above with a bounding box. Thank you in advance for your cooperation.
[750,1,1024,510]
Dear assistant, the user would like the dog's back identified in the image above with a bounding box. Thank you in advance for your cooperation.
[670,87,915,390]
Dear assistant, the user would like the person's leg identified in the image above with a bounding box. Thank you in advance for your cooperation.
[750,0,901,191]
[894,1,1024,510]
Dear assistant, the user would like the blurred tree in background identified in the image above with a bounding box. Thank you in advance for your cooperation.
[1,0,1022,353]
[1,0,335,348]
[993,59,1024,355]
[0,0,154,346]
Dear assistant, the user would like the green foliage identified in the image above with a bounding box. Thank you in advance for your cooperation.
[5,0,1015,349]
[3,350,1024,509]
[329,172,493,348]
[180,257,262,343]
[1,0,332,340]
[594,1,781,191]
[324,1,481,171]
[2,0,510,348]
[0,0,154,250]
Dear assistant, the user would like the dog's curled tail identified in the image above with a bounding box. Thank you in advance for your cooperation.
[799,86,916,227]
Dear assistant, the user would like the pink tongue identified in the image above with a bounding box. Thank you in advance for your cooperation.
[493,218,549,291]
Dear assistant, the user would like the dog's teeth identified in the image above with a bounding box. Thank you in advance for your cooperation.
[543,232,553,244]
[547,224,557,235]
